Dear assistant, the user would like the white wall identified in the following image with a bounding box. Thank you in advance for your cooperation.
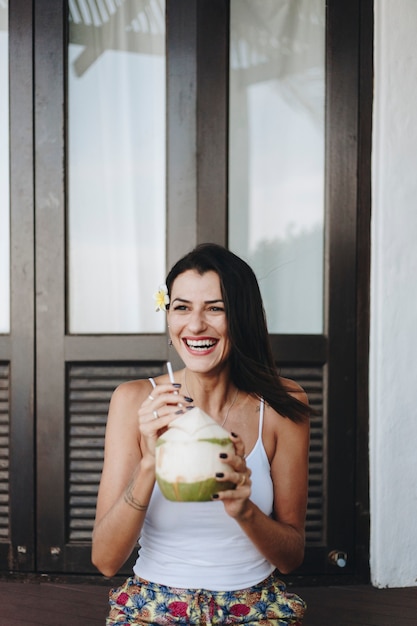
[370,0,417,588]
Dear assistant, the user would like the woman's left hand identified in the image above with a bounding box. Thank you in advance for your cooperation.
[214,432,252,519]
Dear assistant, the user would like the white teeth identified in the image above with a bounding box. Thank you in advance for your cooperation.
[186,339,216,350]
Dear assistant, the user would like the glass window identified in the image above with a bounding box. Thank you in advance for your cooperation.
[229,0,325,334]
[0,1,9,334]
[68,0,166,334]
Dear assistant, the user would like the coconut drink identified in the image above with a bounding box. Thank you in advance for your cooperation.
[155,406,235,502]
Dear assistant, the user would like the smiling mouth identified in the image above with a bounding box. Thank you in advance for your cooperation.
[183,338,218,351]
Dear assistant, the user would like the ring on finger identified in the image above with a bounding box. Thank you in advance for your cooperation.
[238,474,246,487]
[152,410,159,420]
[148,394,155,400]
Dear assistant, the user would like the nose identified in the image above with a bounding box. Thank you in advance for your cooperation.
[187,308,207,334]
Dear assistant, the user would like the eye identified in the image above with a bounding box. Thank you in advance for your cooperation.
[173,304,189,311]
[208,305,224,312]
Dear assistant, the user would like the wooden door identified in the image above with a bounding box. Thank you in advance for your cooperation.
[1,0,371,580]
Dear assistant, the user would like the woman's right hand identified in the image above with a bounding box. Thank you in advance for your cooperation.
[138,383,193,458]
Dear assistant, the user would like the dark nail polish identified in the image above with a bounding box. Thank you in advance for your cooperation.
[185,405,194,410]
[172,383,182,388]
[184,396,193,403]
[231,432,238,438]
[215,472,224,478]
[211,493,219,499]
[175,409,184,415]
[219,453,228,459]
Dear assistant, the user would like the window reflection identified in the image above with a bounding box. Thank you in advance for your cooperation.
[0,1,9,334]
[68,0,166,334]
[229,0,325,334]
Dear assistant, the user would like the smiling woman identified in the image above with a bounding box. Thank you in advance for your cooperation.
[92,243,311,625]
[167,270,231,375]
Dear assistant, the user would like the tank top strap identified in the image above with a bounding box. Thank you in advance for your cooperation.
[258,397,265,439]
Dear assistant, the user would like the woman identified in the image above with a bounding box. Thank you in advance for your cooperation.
[92,243,311,625]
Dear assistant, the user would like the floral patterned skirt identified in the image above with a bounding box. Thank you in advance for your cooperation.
[106,572,306,625]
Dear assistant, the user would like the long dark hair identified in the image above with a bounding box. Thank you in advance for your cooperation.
[166,243,310,422]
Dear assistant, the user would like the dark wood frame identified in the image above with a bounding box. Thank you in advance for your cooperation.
[166,0,229,267]
[355,0,373,581]
[33,0,169,573]
[8,0,35,572]
[324,0,361,576]
[297,0,372,581]
[34,0,66,572]
[3,0,372,580]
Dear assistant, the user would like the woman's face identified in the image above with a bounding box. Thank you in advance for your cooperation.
[167,270,231,374]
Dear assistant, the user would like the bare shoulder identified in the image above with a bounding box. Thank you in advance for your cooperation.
[111,378,151,406]
[112,370,178,405]
[105,378,152,437]
[262,378,310,456]
[279,376,309,406]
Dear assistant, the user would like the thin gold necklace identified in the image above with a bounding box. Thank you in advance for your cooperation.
[184,370,239,428]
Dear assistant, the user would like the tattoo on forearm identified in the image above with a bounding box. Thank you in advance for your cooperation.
[123,479,149,512]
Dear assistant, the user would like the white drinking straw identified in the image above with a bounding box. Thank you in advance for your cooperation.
[166,361,175,384]
[167,361,181,400]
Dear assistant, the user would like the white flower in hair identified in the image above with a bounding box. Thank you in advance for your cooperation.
[154,284,170,311]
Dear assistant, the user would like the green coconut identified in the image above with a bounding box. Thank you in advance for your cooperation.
[155,407,235,502]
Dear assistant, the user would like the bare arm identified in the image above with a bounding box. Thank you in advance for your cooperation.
[91,381,154,577]
[216,386,310,574]
[92,379,186,577]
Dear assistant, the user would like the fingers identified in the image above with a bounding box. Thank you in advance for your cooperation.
[221,432,246,472]
[138,383,194,430]
[229,431,246,460]
[144,382,183,407]
[237,473,247,487]
[214,467,251,489]
[216,442,252,498]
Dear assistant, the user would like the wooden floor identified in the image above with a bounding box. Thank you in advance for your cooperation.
[0,578,416,625]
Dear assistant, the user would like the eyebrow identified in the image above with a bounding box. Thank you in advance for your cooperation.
[172,297,224,304]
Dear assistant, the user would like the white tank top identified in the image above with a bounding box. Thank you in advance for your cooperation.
[133,398,275,590]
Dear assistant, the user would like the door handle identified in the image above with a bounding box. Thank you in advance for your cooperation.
[328,550,347,567]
